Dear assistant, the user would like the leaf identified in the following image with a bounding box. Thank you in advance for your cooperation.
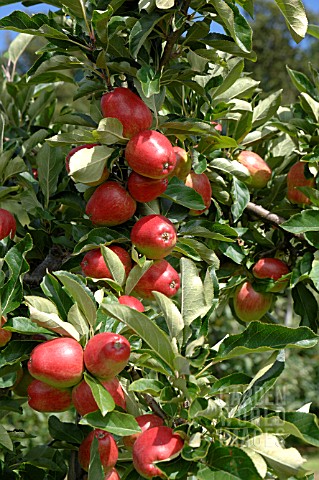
[205,442,262,479]
[41,273,74,322]
[101,302,176,371]
[37,143,64,208]
[215,322,318,362]
[291,283,319,330]
[286,67,317,99]
[152,291,184,348]
[80,410,141,436]
[7,32,33,64]
[212,59,244,98]
[92,7,113,44]
[129,12,163,59]
[0,340,36,369]
[74,227,130,255]
[281,210,319,234]
[129,378,164,396]
[0,424,13,451]
[84,373,115,416]
[210,158,250,181]
[209,373,252,395]
[93,118,126,144]
[136,65,161,97]
[231,178,250,223]
[125,260,153,296]
[161,177,206,210]
[101,245,126,287]
[252,90,282,128]
[274,0,308,43]
[156,0,174,9]
[212,0,252,53]
[48,415,85,444]
[67,303,90,337]
[68,145,113,184]
[88,436,104,480]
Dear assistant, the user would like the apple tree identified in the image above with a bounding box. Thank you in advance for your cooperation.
[0,0,319,478]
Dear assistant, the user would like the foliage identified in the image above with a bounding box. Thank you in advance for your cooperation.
[0,0,318,479]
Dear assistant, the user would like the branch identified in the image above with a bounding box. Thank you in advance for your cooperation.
[130,367,167,420]
[24,246,70,287]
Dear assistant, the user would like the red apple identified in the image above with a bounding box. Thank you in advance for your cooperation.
[66,143,109,187]
[132,426,184,479]
[252,258,290,292]
[237,151,272,189]
[104,468,120,480]
[100,87,153,139]
[127,171,168,203]
[78,429,118,472]
[0,327,12,347]
[28,337,84,388]
[27,379,72,412]
[211,121,222,132]
[125,130,176,179]
[287,161,315,205]
[133,259,180,299]
[184,171,212,215]
[0,208,16,240]
[123,413,164,448]
[85,181,136,226]
[233,281,273,322]
[84,332,131,381]
[118,295,145,312]
[81,245,132,279]
[72,377,126,416]
[170,146,192,180]
[131,214,177,260]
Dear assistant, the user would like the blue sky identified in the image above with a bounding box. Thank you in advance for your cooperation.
[0,0,318,52]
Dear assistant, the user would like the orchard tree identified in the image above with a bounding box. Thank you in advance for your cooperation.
[0,0,319,479]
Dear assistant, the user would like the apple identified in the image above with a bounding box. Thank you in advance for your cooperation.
[100,87,153,139]
[27,379,72,412]
[125,130,176,179]
[184,171,212,215]
[211,121,222,132]
[78,429,118,472]
[72,377,126,416]
[118,295,145,312]
[66,143,109,186]
[0,328,12,347]
[127,171,168,203]
[133,259,180,299]
[237,151,272,189]
[123,413,164,448]
[132,426,184,479]
[85,181,136,226]
[0,208,16,240]
[131,214,177,260]
[84,332,131,381]
[252,258,290,292]
[104,468,120,480]
[12,367,34,397]
[81,245,132,279]
[287,161,315,205]
[28,337,84,388]
[233,281,273,322]
[170,146,191,180]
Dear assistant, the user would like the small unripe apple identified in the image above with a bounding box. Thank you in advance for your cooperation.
[101,87,153,138]
[0,327,12,347]
[131,214,177,260]
[233,281,273,322]
[123,413,164,448]
[28,337,84,388]
[185,171,212,215]
[78,429,118,472]
[132,426,184,479]
[84,332,131,381]
[127,171,168,203]
[0,208,16,240]
[287,161,315,205]
[81,245,132,279]
[237,151,272,189]
[104,468,120,480]
[133,259,180,299]
[170,146,192,180]
[125,130,176,179]
[66,144,109,186]
[252,258,290,292]
[27,379,72,412]
[118,295,145,312]
[85,181,136,226]
[72,377,126,416]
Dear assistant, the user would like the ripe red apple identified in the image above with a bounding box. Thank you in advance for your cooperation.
[0,327,12,347]
[233,281,273,322]
[252,258,290,292]
[131,214,177,260]
[28,337,84,388]
[81,245,132,279]
[133,259,180,299]
[72,377,126,416]
[0,208,16,240]
[85,181,136,226]
[84,332,131,381]
[287,161,315,205]
[118,295,145,312]
[184,171,212,215]
[100,87,153,139]
[66,143,109,186]
[125,130,176,179]
[132,426,184,479]
[170,146,192,180]
[127,171,168,203]
[104,468,120,480]
[123,413,164,448]
[27,379,72,412]
[78,429,118,472]
[237,151,272,189]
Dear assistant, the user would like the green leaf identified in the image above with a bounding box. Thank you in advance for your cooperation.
[93,118,126,144]
[156,0,174,9]
[274,0,308,43]
[0,340,36,369]
[68,145,113,184]
[47,130,96,147]
[92,7,113,44]
[80,410,141,436]
[48,415,85,444]
[281,210,319,234]
[129,12,163,59]
[129,378,164,396]
[84,373,115,416]
[291,283,319,330]
[209,373,252,395]
[162,177,205,210]
[41,273,74,322]
[125,260,153,296]
[252,90,282,128]
[101,245,126,287]
[212,59,244,98]
[0,424,13,451]
[136,66,161,98]
[210,158,250,181]
[212,0,252,53]
[7,32,33,64]
[231,178,250,223]
[287,67,317,98]
[74,227,130,254]
[205,442,262,479]
[101,302,176,371]
[8,316,53,336]
[153,291,184,348]
[37,143,64,208]
[88,436,104,480]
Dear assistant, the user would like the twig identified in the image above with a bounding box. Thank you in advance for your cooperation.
[130,368,167,420]
[24,245,70,287]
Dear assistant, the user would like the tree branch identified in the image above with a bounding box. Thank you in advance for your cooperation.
[24,245,70,287]
[130,367,167,420]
